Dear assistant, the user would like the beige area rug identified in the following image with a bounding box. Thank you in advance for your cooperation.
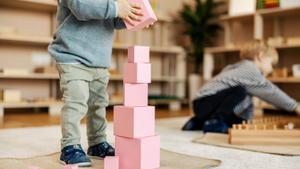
[0,149,220,169]
[193,133,300,156]
[1,117,300,169]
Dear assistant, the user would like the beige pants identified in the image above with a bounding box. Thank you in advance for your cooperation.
[56,64,109,149]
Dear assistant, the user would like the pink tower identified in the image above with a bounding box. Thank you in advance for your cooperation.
[125,0,157,31]
[109,46,160,169]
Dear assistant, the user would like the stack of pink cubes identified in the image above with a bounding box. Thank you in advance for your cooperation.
[113,46,160,169]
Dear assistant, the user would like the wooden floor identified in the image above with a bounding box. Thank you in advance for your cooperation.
[0,107,192,129]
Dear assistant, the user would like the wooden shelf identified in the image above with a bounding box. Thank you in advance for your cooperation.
[219,6,300,22]
[149,98,187,105]
[113,44,184,54]
[268,77,300,83]
[110,75,185,82]
[205,43,300,54]
[0,73,185,83]
[0,34,52,46]
[0,100,62,108]
[0,34,184,55]
[0,73,58,80]
[219,13,254,22]
[0,0,172,23]
[0,0,57,12]
[275,43,300,50]
[258,6,300,17]
[205,46,239,53]
[0,97,187,109]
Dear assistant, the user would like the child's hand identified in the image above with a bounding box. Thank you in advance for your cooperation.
[117,0,143,26]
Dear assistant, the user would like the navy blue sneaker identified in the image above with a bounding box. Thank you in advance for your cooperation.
[203,118,229,133]
[60,144,92,167]
[87,142,115,159]
[182,116,204,131]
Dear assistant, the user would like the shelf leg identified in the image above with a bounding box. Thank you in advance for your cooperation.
[254,13,264,40]
[203,53,214,81]
[0,106,4,126]
[49,104,63,116]
[169,101,181,111]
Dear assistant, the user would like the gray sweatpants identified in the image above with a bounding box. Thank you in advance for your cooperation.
[56,64,109,149]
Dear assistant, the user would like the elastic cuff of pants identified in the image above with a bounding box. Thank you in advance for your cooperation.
[61,141,81,150]
[88,136,107,147]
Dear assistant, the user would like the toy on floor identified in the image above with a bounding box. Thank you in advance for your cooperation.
[229,116,300,145]
[63,164,78,169]
[104,156,119,169]
[104,46,160,169]
[125,0,157,31]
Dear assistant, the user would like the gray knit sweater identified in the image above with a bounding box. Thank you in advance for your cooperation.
[48,0,126,68]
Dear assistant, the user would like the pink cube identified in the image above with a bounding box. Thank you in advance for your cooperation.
[114,106,155,138]
[28,167,38,169]
[63,165,78,169]
[104,156,119,169]
[125,0,157,31]
[124,63,151,83]
[124,83,148,107]
[128,46,150,63]
[115,135,160,169]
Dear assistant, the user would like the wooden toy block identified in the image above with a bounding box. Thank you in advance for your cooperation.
[123,63,151,83]
[0,68,30,75]
[63,165,78,169]
[229,116,300,145]
[114,106,155,138]
[34,66,58,74]
[115,135,160,169]
[124,83,148,107]
[0,89,22,102]
[104,156,119,169]
[125,0,157,31]
[128,46,150,63]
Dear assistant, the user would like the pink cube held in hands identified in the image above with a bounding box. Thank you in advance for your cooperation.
[115,135,160,169]
[128,46,150,63]
[124,63,151,83]
[114,106,155,138]
[124,83,148,107]
[104,156,119,169]
[125,0,157,31]
[63,165,78,169]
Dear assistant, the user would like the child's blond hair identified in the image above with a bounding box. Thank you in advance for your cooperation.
[240,40,279,65]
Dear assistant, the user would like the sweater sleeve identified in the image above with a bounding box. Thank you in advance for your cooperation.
[61,0,117,21]
[240,68,298,112]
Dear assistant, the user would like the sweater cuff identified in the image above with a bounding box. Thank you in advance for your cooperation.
[114,1,118,18]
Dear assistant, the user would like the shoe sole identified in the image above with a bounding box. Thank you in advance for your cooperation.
[59,160,92,167]
[87,155,104,160]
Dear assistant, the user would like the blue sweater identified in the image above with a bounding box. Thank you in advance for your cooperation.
[48,0,126,68]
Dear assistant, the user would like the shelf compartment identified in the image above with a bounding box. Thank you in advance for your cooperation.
[0,0,57,12]
[205,43,300,54]
[218,7,300,22]
[0,34,52,46]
